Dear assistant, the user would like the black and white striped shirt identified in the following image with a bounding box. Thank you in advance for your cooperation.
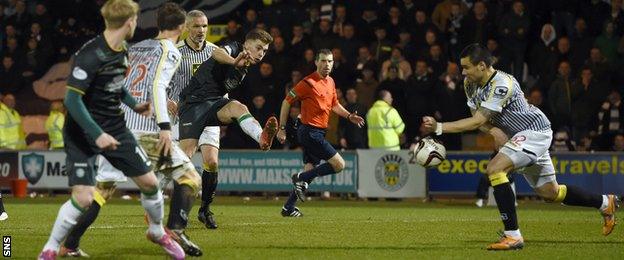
[465,70,551,136]
[123,39,180,133]
[169,40,216,102]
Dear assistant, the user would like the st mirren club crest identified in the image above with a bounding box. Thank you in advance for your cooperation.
[374,154,409,192]
[22,153,44,185]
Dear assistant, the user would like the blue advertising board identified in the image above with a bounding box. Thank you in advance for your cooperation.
[428,152,624,195]
[192,150,357,192]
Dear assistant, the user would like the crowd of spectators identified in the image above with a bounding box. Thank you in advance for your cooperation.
[1,0,623,152]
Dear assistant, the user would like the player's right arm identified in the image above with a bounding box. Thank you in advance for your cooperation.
[65,46,119,150]
[206,41,248,67]
[277,81,306,143]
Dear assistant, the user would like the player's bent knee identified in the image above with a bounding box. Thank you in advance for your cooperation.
[203,161,218,172]
[535,183,561,202]
[71,188,94,208]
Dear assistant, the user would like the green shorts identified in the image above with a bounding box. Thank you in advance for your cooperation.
[64,127,152,186]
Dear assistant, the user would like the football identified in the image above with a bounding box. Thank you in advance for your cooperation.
[412,137,446,167]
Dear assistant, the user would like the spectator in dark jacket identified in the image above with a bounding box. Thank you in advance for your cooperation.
[498,0,530,82]
[339,88,367,149]
[405,60,435,143]
[549,61,574,131]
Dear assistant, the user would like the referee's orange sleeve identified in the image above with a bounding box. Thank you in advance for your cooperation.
[286,81,305,104]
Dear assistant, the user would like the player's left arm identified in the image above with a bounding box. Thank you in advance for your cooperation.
[331,88,364,127]
[428,83,512,135]
[152,48,181,130]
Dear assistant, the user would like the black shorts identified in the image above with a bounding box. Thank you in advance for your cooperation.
[297,124,338,166]
[178,97,232,140]
[64,127,152,186]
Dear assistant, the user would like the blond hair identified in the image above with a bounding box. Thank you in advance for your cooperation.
[100,0,139,29]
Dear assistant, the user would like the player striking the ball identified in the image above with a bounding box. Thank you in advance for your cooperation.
[422,43,618,250]
[177,29,278,190]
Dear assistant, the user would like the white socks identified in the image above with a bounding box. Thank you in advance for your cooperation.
[238,114,262,143]
[600,195,609,211]
[504,229,522,238]
[43,200,83,251]
[141,191,165,239]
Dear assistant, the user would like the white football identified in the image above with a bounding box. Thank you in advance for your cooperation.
[412,137,446,167]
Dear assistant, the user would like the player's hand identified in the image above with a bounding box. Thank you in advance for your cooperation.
[167,99,178,116]
[95,133,120,151]
[134,102,152,117]
[348,111,365,128]
[421,116,437,134]
[277,128,286,144]
[234,50,250,67]
[157,130,173,157]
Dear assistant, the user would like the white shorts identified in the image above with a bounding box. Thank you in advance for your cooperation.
[198,126,220,149]
[499,129,556,188]
[95,132,194,183]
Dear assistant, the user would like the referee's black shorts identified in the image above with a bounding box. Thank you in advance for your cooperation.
[297,123,338,166]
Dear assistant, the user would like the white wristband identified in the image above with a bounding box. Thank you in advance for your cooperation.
[435,122,443,136]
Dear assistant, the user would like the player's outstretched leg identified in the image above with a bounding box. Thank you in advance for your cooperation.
[216,100,278,150]
[536,183,619,236]
[0,191,7,221]
[39,186,93,259]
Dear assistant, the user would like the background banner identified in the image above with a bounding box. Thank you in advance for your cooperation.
[428,152,624,195]
[192,150,358,192]
[356,150,427,198]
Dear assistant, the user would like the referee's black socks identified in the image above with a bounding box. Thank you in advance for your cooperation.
[489,172,519,232]
[299,163,334,183]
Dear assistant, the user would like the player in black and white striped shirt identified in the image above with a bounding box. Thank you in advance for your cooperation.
[168,10,247,230]
[422,43,618,251]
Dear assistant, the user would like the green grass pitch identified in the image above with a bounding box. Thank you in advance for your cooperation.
[1,196,623,259]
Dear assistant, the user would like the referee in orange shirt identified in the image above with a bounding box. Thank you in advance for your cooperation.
[276,49,365,217]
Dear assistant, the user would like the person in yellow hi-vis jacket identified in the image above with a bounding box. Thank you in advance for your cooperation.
[366,90,405,150]
[0,93,26,150]
[46,101,66,149]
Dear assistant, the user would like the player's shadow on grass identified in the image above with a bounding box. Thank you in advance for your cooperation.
[97,247,170,258]
[468,239,624,245]
[263,245,463,250]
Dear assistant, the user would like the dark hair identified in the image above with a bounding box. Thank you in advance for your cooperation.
[245,28,273,44]
[315,49,333,61]
[157,3,186,31]
[460,43,496,67]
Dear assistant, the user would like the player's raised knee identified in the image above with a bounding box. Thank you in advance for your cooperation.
[96,182,117,201]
